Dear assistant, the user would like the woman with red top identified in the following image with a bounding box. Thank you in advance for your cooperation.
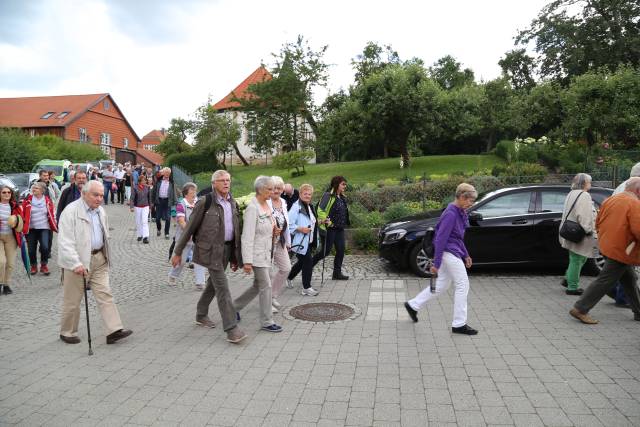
[22,182,58,275]
[130,174,152,243]
[0,185,24,294]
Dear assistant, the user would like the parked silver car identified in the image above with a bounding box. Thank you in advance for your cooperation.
[5,172,39,201]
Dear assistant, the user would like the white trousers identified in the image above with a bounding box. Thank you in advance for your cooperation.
[135,206,149,238]
[408,251,469,328]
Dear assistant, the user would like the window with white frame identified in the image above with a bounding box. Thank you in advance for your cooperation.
[79,128,87,142]
[123,137,129,149]
[100,132,111,155]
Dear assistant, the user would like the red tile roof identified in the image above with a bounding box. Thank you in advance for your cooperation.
[136,147,164,166]
[0,93,108,128]
[212,66,272,111]
[142,129,166,144]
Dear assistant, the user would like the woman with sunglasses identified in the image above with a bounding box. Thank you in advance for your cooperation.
[0,185,23,294]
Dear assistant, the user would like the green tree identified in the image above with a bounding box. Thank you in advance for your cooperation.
[498,48,537,91]
[192,104,242,168]
[238,35,328,153]
[155,118,193,157]
[351,41,401,84]
[562,66,640,147]
[428,55,475,90]
[516,0,640,84]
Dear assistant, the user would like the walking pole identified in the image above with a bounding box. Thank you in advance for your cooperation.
[83,276,94,356]
[320,231,328,287]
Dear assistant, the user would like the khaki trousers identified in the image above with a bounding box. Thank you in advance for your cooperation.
[60,251,124,338]
[0,233,17,285]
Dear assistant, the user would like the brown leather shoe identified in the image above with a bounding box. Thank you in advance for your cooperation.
[226,327,247,344]
[570,308,599,324]
[106,329,133,344]
[60,335,81,344]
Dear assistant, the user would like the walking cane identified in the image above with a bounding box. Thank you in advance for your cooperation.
[83,276,94,356]
[320,232,328,287]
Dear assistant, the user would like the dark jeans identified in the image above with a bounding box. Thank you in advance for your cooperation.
[116,180,125,204]
[103,182,114,205]
[288,245,313,289]
[575,257,640,315]
[312,228,345,275]
[155,198,171,235]
[27,229,51,265]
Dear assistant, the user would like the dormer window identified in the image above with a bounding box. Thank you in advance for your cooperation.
[41,112,55,119]
[103,99,110,110]
[57,111,69,119]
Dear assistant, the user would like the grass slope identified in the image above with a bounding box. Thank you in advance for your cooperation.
[195,154,503,196]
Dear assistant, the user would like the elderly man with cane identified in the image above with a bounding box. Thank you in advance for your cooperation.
[57,180,132,347]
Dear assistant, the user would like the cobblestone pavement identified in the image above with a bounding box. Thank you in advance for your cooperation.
[1,203,640,426]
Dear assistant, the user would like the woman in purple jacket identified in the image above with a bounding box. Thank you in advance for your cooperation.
[404,183,479,335]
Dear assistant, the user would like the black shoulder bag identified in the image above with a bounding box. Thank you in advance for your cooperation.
[559,192,586,243]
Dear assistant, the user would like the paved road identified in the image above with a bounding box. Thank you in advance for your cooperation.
[1,203,639,426]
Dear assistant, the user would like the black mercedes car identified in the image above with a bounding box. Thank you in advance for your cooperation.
[378,185,614,277]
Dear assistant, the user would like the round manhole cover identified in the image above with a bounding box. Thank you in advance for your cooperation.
[284,302,361,324]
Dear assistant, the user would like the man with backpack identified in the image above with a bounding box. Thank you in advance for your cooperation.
[171,170,247,344]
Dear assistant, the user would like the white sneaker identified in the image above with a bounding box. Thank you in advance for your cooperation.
[272,305,279,313]
[168,276,177,286]
[195,283,204,291]
[272,299,282,309]
[286,279,293,289]
[301,287,319,296]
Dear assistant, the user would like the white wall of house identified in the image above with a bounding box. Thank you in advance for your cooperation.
[220,111,316,165]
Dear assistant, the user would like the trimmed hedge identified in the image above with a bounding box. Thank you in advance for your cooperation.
[166,151,219,174]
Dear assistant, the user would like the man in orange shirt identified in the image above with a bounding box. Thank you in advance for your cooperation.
[570,177,640,324]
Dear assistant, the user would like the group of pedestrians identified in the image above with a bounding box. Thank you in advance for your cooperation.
[403,169,640,336]
[168,170,351,343]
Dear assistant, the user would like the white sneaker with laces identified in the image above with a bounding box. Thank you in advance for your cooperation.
[301,287,319,296]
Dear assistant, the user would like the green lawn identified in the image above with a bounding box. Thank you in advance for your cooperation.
[194,154,504,197]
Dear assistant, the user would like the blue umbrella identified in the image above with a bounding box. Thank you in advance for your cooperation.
[19,234,32,284]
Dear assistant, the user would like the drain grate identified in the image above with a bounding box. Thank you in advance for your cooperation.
[285,302,361,324]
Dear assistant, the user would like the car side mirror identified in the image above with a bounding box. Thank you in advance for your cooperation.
[468,211,483,223]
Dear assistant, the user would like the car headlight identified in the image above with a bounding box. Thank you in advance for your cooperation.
[382,228,407,244]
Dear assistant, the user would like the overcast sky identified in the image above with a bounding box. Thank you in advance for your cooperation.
[0,0,548,139]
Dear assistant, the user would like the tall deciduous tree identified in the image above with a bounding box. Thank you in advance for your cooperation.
[351,42,401,84]
[155,117,193,158]
[239,35,328,153]
[499,48,537,91]
[428,55,475,90]
[516,0,640,85]
[192,104,241,168]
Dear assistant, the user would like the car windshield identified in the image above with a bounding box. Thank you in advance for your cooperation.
[36,165,64,175]
[5,174,29,188]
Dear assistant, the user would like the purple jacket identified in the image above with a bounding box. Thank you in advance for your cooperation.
[433,203,469,268]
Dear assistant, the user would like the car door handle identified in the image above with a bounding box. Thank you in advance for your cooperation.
[512,219,528,225]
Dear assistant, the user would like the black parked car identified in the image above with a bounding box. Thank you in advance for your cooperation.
[378,185,614,277]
